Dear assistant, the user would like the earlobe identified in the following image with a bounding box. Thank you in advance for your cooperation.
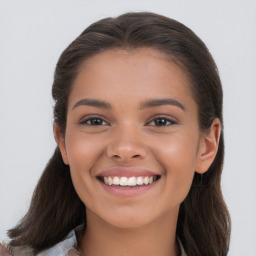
[53,124,69,165]
[196,118,221,174]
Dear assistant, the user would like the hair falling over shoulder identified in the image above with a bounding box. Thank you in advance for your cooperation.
[8,148,85,253]
[8,12,231,256]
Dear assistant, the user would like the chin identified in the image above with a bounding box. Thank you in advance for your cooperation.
[87,205,158,229]
[94,204,179,230]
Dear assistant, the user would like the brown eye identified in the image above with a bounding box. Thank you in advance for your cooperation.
[148,117,176,126]
[81,118,107,126]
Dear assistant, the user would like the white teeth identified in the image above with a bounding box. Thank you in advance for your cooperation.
[136,176,144,185]
[108,177,113,185]
[127,177,137,186]
[144,176,149,185]
[102,175,157,186]
[120,177,128,186]
[113,176,120,185]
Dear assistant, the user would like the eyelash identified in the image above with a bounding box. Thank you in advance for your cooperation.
[146,117,177,126]
[80,117,108,126]
[80,116,177,127]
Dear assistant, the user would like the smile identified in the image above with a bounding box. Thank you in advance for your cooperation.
[98,175,160,187]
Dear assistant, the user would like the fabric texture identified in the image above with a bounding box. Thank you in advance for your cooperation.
[36,227,187,256]
[0,243,12,256]
[1,227,187,256]
[37,230,79,256]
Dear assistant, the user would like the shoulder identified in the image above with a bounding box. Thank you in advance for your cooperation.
[0,225,83,256]
[0,242,34,256]
[36,229,78,256]
[0,242,12,256]
[177,238,187,256]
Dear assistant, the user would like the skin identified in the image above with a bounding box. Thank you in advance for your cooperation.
[55,48,220,256]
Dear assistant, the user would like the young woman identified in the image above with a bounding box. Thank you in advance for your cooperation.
[1,12,231,256]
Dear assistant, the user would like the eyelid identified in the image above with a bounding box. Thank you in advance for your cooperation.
[79,115,109,125]
[146,115,178,126]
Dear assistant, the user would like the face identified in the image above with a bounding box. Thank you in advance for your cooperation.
[56,48,218,229]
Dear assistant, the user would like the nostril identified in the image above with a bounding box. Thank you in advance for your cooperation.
[111,154,141,160]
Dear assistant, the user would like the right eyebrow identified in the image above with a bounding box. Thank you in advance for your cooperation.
[140,98,185,111]
[72,99,112,110]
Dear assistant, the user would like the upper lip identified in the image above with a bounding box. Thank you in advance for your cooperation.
[96,167,159,178]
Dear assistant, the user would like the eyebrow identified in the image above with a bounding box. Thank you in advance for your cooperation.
[140,98,185,111]
[72,99,112,110]
[72,98,185,111]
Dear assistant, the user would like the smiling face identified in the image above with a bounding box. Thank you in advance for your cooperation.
[55,48,220,229]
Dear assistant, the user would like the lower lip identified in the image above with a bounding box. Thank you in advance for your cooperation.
[98,178,160,197]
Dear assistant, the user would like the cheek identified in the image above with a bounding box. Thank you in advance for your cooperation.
[153,134,198,200]
[64,132,103,199]
[154,132,198,169]
[65,131,103,170]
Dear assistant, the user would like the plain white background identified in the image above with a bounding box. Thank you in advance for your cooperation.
[0,1,255,255]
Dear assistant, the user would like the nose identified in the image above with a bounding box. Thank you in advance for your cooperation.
[106,126,147,162]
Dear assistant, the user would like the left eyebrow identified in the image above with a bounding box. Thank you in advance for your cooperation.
[140,98,185,111]
[72,99,112,110]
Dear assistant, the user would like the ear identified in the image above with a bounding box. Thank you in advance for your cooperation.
[53,124,69,165]
[196,118,221,174]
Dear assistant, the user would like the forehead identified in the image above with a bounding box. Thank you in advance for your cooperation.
[69,48,195,109]
[78,47,188,82]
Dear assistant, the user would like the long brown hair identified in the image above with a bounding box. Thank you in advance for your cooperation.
[9,12,231,255]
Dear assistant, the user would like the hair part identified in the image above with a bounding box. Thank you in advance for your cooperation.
[9,12,231,255]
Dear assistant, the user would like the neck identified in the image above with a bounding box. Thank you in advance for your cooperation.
[78,209,180,256]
